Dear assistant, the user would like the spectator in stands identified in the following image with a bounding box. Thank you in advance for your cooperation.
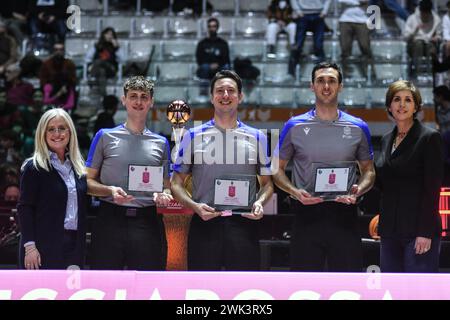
[109,0,133,11]
[173,0,213,16]
[433,85,450,186]
[17,108,88,270]
[0,129,22,166]
[442,1,450,58]
[376,80,443,272]
[196,17,231,81]
[403,0,441,78]
[0,20,18,77]
[86,76,172,271]
[5,63,34,107]
[20,89,44,157]
[339,0,376,80]
[266,0,297,58]
[0,1,29,45]
[370,0,410,21]
[288,0,331,77]
[85,27,126,96]
[272,62,375,272]
[434,85,450,134]
[0,163,19,188]
[93,95,118,135]
[28,0,68,50]
[142,0,170,13]
[0,90,20,130]
[3,183,19,202]
[19,52,43,78]
[39,42,77,111]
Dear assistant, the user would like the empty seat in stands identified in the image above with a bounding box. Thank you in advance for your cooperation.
[242,86,261,105]
[368,87,387,107]
[260,63,292,83]
[235,14,267,37]
[240,0,271,12]
[273,34,290,60]
[420,87,433,106]
[134,16,166,36]
[231,40,265,60]
[296,88,316,106]
[342,63,366,82]
[209,0,236,12]
[374,63,404,83]
[71,15,100,35]
[162,40,196,60]
[260,87,295,107]
[65,38,95,63]
[297,62,315,83]
[101,16,133,36]
[187,86,211,105]
[169,18,198,36]
[372,40,406,61]
[73,0,101,11]
[339,87,367,107]
[154,62,193,82]
[155,86,188,103]
[127,39,160,61]
[215,16,234,36]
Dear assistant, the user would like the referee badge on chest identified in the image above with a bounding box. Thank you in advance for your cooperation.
[342,126,352,139]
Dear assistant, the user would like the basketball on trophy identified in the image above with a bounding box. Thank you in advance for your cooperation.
[166,100,191,128]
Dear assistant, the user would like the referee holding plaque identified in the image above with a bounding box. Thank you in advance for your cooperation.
[86,76,173,270]
[272,62,376,272]
[171,70,273,271]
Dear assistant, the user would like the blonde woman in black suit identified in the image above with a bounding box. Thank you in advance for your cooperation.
[377,80,444,272]
[18,108,88,270]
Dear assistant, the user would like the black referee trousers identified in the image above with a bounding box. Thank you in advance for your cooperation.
[188,214,260,271]
[290,201,363,272]
[89,201,167,271]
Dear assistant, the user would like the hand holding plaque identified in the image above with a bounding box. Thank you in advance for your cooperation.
[311,161,358,201]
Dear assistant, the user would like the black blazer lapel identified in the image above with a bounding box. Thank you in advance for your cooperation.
[383,128,396,166]
[389,120,421,160]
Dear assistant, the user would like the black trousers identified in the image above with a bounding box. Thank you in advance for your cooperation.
[89,201,167,271]
[290,201,363,272]
[63,230,81,268]
[188,214,260,271]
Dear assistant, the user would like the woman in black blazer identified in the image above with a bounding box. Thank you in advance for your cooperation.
[18,108,88,269]
[377,80,444,272]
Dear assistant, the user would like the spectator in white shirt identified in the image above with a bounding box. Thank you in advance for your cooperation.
[403,0,441,77]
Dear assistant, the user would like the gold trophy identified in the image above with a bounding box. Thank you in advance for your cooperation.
[166,99,191,159]
[162,100,193,270]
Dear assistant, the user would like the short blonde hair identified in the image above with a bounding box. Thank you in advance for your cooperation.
[385,80,422,117]
[23,108,85,178]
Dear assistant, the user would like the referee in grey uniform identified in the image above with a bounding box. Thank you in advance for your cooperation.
[86,76,173,270]
[171,70,274,270]
[272,62,376,272]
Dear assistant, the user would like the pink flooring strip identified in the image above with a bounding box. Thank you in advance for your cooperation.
[0,271,447,300]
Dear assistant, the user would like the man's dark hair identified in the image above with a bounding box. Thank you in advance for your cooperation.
[52,42,65,53]
[419,0,433,12]
[433,85,450,101]
[102,95,119,111]
[210,70,242,94]
[311,61,343,84]
[207,17,219,29]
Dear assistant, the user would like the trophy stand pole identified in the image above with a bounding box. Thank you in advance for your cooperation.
[163,126,193,271]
